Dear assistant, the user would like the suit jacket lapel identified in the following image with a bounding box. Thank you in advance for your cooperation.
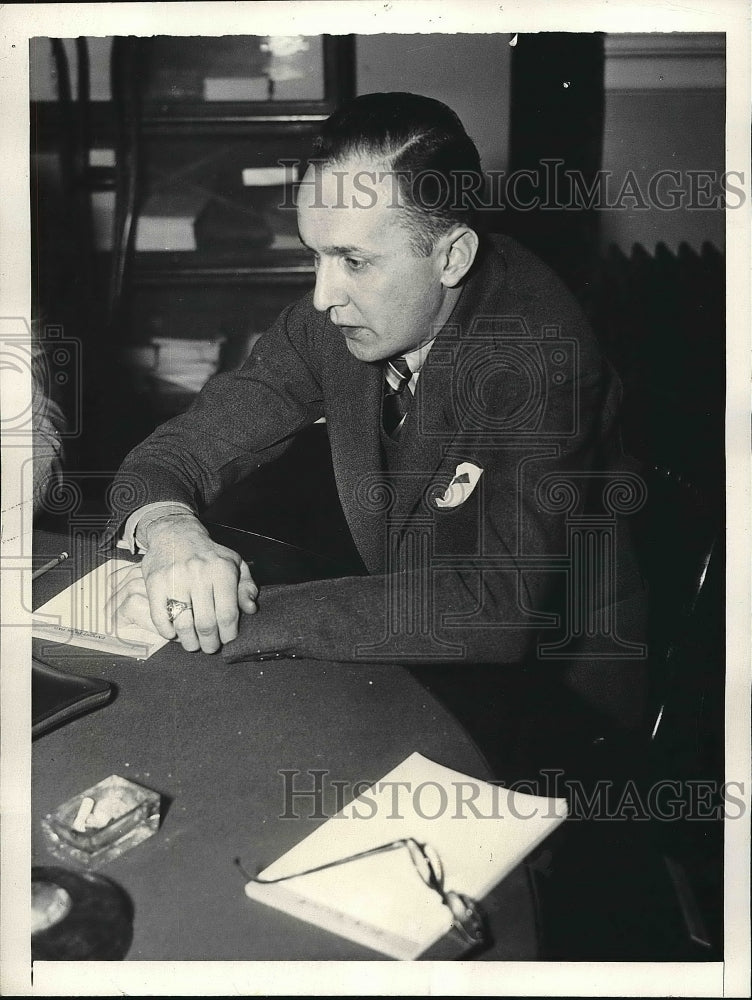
[386,344,460,526]
[387,245,503,527]
[324,338,387,571]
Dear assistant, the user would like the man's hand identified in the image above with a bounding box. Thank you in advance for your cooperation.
[109,513,258,653]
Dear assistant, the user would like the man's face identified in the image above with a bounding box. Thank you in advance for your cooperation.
[296,158,452,363]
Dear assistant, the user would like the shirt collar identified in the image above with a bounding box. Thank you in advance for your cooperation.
[401,337,436,376]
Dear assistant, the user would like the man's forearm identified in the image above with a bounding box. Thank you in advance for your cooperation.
[222,566,542,666]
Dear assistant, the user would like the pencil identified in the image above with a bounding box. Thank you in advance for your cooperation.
[32,551,69,581]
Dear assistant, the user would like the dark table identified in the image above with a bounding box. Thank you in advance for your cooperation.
[31,527,539,961]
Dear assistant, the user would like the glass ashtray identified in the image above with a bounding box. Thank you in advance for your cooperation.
[41,775,161,867]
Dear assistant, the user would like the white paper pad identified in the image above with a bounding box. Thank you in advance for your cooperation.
[33,560,168,659]
[245,751,568,959]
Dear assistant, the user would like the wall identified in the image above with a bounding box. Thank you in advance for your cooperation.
[356,34,511,174]
[599,33,726,253]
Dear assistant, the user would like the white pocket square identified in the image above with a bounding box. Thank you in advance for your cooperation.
[435,462,484,509]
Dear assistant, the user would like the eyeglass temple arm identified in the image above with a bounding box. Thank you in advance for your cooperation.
[234,837,422,885]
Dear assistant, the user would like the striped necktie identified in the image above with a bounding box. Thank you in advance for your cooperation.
[382,356,413,439]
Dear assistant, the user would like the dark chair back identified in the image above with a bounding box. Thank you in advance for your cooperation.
[632,466,718,664]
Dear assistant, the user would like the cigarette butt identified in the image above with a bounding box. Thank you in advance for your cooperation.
[72,796,95,832]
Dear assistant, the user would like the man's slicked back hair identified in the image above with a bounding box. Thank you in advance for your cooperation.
[312,92,484,255]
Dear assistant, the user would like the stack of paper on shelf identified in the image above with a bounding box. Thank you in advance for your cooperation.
[149,337,224,394]
[135,189,210,252]
[241,164,299,187]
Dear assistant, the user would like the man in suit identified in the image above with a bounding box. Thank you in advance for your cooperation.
[108,92,647,745]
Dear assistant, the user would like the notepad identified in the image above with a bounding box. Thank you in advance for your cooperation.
[32,560,168,659]
[244,751,568,960]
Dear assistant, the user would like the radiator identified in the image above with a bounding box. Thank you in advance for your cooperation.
[585,241,725,496]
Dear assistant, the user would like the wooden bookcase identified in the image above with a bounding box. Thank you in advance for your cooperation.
[31,34,355,436]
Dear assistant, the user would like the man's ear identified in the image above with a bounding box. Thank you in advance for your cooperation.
[439,227,480,288]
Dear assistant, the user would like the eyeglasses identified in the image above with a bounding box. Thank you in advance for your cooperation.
[235,837,487,949]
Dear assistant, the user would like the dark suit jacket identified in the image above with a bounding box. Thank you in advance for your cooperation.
[108,235,647,721]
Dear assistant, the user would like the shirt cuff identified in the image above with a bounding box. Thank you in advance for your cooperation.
[118,501,196,554]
